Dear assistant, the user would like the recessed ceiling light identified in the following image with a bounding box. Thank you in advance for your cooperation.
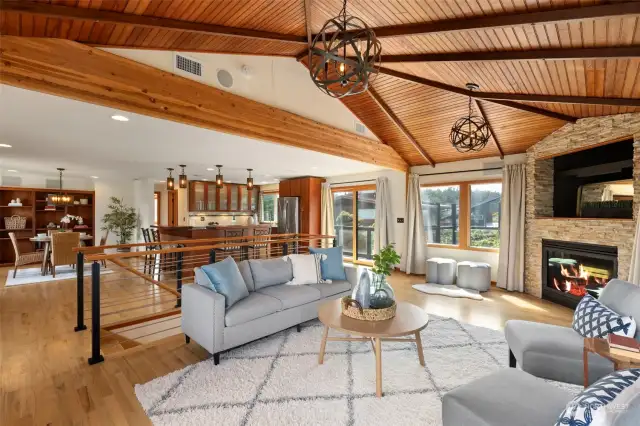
[206,168,214,171]
[7,169,18,172]
[90,176,99,179]
[0,144,11,148]
[111,114,129,122]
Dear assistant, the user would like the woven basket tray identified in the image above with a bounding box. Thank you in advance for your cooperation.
[341,297,396,322]
[4,215,27,230]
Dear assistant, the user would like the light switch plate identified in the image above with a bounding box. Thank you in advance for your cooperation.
[397,218,404,223]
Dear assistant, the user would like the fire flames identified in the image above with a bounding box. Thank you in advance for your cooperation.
[553,264,608,297]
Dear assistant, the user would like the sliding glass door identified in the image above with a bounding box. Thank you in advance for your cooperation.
[332,185,376,264]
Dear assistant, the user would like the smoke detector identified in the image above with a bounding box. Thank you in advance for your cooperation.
[240,65,252,79]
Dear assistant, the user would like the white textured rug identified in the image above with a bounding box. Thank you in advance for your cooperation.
[135,316,580,425]
[412,283,484,301]
[4,265,113,286]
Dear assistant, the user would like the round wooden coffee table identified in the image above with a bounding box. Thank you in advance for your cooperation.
[583,337,640,387]
[317,299,429,397]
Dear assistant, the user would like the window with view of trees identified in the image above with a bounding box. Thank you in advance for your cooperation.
[332,186,376,263]
[261,193,278,222]
[420,181,502,250]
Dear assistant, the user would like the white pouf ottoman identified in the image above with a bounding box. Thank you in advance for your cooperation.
[457,261,491,292]
[426,258,457,285]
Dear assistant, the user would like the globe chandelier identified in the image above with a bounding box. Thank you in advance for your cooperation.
[450,83,491,153]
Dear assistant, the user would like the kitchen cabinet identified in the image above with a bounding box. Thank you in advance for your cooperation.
[250,188,258,211]
[189,181,259,213]
[230,185,238,211]
[240,186,249,211]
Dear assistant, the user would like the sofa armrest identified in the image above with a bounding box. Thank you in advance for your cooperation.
[181,283,225,355]
[344,265,358,291]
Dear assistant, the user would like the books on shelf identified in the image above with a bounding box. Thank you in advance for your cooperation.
[608,334,640,352]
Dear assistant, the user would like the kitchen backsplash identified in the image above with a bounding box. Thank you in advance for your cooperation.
[188,214,253,227]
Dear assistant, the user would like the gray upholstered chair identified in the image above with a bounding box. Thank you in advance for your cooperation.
[505,279,640,386]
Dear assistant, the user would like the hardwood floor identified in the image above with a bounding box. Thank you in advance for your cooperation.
[0,264,573,425]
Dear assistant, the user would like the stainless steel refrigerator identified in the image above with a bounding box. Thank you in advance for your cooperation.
[277,197,299,234]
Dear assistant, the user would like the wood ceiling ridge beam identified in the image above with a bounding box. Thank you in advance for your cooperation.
[476,92,640,107]
[368,87,436,167]
[473,99,504,159]
[2,1,308,44]
[380,46,640,63]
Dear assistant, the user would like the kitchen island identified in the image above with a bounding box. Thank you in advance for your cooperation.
[152,225,276,242]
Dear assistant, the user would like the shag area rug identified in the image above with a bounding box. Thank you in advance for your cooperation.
[135,315,580,426]
[412,283,484,301]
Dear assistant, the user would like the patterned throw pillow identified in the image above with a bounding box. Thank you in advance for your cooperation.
[284,254,331,285]
[555,369,640,426]
[572,294,636,338]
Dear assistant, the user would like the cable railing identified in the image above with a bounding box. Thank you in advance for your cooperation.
[73,233,336,365]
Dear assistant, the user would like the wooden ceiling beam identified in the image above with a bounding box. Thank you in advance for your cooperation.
[381,46,640,63]
[473,100,504,159]
[361,3,640,39]
[0,37,407,172]
[476,92,640,107]
[378,67,577,122]
[367,87,435,167]
[2,1,308,44]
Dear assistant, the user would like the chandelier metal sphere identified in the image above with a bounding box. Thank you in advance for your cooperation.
[450,83,491,153]
[308,0,381,98]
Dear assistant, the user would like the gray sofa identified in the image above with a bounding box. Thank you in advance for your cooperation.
[505,279,640,385]
[181,258,358,364]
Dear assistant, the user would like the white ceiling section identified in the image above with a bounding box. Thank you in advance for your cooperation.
[0,85,384,183]
[102,48,378,141]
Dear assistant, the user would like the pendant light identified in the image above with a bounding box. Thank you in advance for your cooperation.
[215,165,224,188]
[166,168,175,190]
[178,164,187,189]
[246,168,254,189]
[50,168,74,205]
[449,83,491,153]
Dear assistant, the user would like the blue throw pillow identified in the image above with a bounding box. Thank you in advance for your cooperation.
[201,256,249,308]
[572,294,636,338]
[555,369,640,426]
[309,246,346,281]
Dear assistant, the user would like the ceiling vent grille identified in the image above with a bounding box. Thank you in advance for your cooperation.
[355,122,366,134]
[175,54,202,77]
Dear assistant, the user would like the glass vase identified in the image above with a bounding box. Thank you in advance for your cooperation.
[369,273,395,309]
[352,269,372,309]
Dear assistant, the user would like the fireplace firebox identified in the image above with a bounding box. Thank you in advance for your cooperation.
[542,239,617,309]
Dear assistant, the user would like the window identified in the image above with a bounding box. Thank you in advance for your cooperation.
[332,185,376,264]
[260,192,278,223]
[470,183,502,248]
[420,180,502,251]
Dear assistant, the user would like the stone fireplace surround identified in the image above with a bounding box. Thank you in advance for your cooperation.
[524,113,640,298]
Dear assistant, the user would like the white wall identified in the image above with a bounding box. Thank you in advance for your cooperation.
[133,179,155,242]
[327,169,407,262]
[94,179,135,245]
[411,154,526,281]
[0,170,93,190]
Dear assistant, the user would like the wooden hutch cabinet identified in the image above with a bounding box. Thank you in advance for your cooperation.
[278,177,324,235]
[188,181,260,213]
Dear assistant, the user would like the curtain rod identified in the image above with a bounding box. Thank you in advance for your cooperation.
[418,167,502,177]
[330,179,376,185]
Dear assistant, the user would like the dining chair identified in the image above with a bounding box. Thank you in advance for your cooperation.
[249,226,272,259]
[9,232,45,278]
[141,228,152,274]
[221,228,247,261]
[98,230,109,268]
[50,232,80,278]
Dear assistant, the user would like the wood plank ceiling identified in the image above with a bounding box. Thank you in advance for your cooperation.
[1,0,639,166]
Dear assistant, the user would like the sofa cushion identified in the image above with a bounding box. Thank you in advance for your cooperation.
[237,260,255,292]
[257,284,321,309]
[285,253,330,285]
[599,279,640,340]
[308,280,351,298]
[249,258,293,290]
[572,294,636,338]
[309,246,347,281]
[442,368,572,426]
[201,257,249,308]
[505,320,613,386]
[224,292,282,327]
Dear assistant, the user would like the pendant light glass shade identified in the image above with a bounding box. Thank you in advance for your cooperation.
[178,164,187,189]
[50,168,74,205]
[166,168,175,190]
[215,165,224,188]
[246,168,254,189]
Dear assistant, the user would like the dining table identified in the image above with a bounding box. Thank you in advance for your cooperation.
[29,234,94,276]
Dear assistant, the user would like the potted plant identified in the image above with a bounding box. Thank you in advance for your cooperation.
[369,244,401,308]
[101,197,138,252]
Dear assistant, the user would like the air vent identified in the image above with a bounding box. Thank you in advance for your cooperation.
[175,54,202,77]
[355,122,366,134]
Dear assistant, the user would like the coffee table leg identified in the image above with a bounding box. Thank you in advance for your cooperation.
[318,326,329,365]
[583,346,589,388]
[415,331,425,366]
[375,337,382,397]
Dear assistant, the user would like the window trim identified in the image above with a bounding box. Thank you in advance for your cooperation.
[420,178,501,253]
[331,184,376,266]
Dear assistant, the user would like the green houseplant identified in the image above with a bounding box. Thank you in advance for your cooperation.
[369,243,401,309]
[101,197,139,251]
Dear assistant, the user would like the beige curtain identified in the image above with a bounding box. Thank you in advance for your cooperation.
[402,174,426,274]
[374,177,394,254]
[497,164,526,292]
[320,182,334,248]
[629,209,640,285]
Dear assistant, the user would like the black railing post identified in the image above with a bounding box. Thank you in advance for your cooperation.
[74,250,87,332]
[283,242,289,256]
[293,235,299,254]
[88,261,104,365]
[209,248,216,264]
[332,237,337,247]
[175,246,183,308]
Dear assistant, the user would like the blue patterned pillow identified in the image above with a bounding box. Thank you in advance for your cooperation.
[555,369,640,426]
[572,294,636,338]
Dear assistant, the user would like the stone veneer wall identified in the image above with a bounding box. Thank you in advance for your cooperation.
[524,113,640,297]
